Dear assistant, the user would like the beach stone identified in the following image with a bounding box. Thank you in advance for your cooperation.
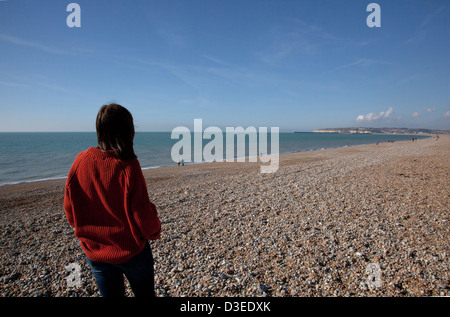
[257,283,270,294]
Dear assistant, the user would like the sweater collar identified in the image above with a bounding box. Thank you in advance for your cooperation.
[88,146,119,159]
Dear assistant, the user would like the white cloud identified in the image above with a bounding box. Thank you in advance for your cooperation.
[426,107,437,112]
[444,110,450,119]
[356,107,394,123]
[327,58,390,73]
[0,34,70,55]
[412,112,421,118]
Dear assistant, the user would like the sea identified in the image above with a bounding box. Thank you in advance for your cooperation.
[0,132,428,186]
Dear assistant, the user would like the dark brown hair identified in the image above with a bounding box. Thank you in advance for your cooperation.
[96,103,137,160]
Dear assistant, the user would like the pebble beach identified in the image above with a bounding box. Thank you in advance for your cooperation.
[0,135,449,297]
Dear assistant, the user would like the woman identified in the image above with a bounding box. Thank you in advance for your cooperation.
[64,103,161,297]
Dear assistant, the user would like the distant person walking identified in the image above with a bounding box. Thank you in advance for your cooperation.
[64,103,161,297]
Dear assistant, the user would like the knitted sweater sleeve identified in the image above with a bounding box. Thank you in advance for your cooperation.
[126,160,161,241]
[63,183,74,227]
[63,151,86,228]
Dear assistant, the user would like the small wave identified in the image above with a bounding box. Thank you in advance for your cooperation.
[141,166,161,170]
[0,175,67,187]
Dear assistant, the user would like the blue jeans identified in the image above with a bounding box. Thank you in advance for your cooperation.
[86,242,155,297]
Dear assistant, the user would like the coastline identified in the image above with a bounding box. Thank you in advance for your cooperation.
[0,135,449,296]
[0,134,431,191]
[0,132,430,188]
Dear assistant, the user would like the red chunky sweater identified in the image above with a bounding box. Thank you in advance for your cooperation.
[64,147,161,264]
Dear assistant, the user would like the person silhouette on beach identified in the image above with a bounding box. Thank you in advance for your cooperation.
[64,103,161,297]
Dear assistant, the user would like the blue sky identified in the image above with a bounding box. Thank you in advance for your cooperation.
[0,0,449,132]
